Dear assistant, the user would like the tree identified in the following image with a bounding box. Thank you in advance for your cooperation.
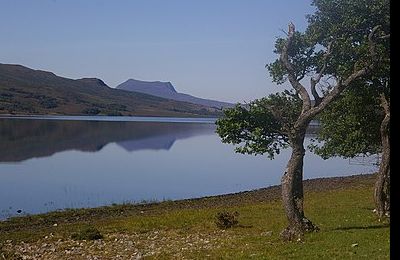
[216,0,389,241]
[307,0,391,220]
[310,74,390,219]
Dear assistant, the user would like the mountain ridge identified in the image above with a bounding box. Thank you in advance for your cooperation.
[116,78,234,109]
[0,63,222,117]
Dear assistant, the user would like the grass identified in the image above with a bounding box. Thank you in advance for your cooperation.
[0,174,390,259]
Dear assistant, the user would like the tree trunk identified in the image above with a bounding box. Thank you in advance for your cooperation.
[281,127,319,241]
[374,101,390,219]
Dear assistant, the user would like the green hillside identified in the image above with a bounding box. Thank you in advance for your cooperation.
[0,63,222,117]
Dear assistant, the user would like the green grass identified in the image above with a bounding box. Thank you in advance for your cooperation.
[0,179,390,259]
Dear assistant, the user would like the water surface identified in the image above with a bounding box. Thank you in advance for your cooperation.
[0,117,375,219]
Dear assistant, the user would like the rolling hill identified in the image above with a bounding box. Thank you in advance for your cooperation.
[0,63,223,117]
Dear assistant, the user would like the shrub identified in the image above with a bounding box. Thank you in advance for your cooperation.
[71,226,103,240]
[82,108,101,115]
[215,211,239,229]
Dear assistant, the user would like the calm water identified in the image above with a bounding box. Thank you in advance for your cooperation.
[0,116,375,219]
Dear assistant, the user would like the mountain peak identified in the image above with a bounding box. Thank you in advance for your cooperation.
[77,78,109,88]
[116,79,233,109]
[119,79,177,94]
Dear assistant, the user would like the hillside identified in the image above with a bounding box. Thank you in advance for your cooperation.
[0,64,223,117]
[117,79,234,109]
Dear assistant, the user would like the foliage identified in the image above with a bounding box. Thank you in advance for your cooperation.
[267,0,390,95]
[215,211,239,229]
[216,90,301,158]
[304,0,390,160]
[267,32,318,84]
[82,107,101,115]
[222,0,389,163]
[259,0,390,161]
[306,0,390,79]
[310,83,384,159]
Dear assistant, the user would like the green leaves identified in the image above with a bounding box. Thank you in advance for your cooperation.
[267,32,317,83]
[219,0,389,162]
[310,83,384,158]
[268,0,389,86]
[216,91,301,159]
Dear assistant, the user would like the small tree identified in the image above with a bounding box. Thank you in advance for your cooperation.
[216,0,389,240]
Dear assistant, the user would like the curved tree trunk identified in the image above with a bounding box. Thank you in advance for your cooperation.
[374,97,390,219]
[281,127,319,241]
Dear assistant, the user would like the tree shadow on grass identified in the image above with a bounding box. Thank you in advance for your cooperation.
[332,223,389,231]
[236,224,253,228]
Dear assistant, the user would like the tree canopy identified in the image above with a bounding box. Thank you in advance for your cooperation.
[216,90,301,158]
[310,84,384,159]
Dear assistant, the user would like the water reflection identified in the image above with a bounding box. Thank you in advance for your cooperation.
[0,118,374,220]
[0,119,215,162]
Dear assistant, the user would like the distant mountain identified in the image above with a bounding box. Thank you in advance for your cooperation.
[116,79,234,109]
[0,63,223,117]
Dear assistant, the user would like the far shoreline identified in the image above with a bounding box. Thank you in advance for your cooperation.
[0,114,219,123]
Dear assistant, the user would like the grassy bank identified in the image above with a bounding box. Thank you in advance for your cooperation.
[0,174,390,259]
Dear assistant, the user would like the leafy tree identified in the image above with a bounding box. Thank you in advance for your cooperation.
[216,0,389,240]
[311,77,390,219]
[308,0,391,218]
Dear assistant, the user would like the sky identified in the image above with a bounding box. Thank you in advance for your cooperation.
[0,0,315,103]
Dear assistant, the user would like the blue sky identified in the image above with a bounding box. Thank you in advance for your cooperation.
[0,0,315,103]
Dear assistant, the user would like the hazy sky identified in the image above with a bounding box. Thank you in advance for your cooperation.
[0,0,315,103]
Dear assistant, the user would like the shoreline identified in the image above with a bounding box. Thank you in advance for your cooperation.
[1,172,389,259]
[1,173,376,228]
[0,114,219,123]
[0,113,221,119]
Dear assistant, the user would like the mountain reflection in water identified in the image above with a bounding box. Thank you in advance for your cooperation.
[0,119,215,162]
[0,117,375,220]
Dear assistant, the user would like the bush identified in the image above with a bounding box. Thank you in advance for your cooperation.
[215,211,239,229]
[71,226,103,240]
[82,108,101,115]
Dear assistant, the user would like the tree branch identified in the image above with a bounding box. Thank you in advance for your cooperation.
[379,93,390,115]
[379,34,390,40]
[310,41,333,107]
[304,26,383,119]
[369,25,381,62]
[280,22,311,113]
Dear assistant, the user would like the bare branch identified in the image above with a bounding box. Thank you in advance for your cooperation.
[379,34,390,40]
[279,28,289,36]
[310,83,322,107]
[310,41,334,106]
[297,68,307,81]
[315,41,334,84]
[369,25,381,62]
[303,25,383,119]
[280,22,311,113]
